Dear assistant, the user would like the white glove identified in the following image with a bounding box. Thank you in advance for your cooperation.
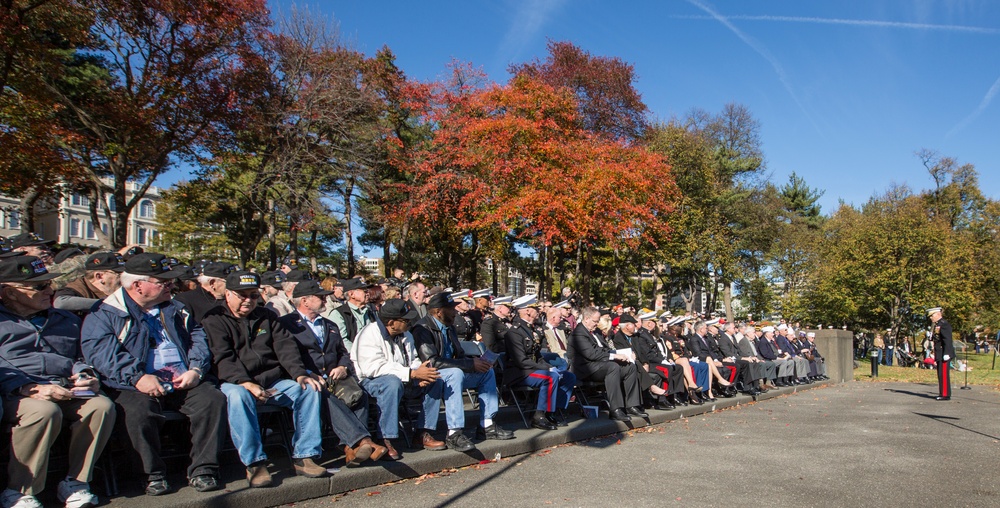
[943,355,950,361]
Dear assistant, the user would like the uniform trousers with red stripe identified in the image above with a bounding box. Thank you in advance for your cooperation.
[936,358,950,397]
[522,369,577,412]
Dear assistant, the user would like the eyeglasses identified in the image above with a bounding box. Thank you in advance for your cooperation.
[230,291,261,301]
[140,278,174,288]
[12,281,52,292]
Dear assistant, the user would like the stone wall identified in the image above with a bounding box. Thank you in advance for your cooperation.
[811,329,854,382]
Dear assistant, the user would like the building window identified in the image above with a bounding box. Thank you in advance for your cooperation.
[8,210,20,230]
[137,226,151,245]
[139,199,155,219]
[107,198,115,212]
[71,193,90,207]
[85,221,96,240]
[70,218,81,237]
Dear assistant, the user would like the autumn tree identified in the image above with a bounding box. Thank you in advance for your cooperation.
[33,0,271,248]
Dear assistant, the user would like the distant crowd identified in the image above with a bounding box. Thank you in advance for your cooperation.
[0,232,827,508]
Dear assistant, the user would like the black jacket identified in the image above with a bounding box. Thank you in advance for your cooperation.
[278,312,353,378]
[502,316,550,386]
[202,305,308,388]
[174,286,224,324]
[412,315,474,372]
[479,314,509,354]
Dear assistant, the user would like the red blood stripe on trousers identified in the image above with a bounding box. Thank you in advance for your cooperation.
[529,372,555,412]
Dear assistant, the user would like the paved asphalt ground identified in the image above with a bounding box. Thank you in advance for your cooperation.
[297,381,1000,508]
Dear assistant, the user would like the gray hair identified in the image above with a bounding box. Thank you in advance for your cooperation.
[581,306,600,320]
[290,296,303,308]
[282,281,298,294]
[120,272,150,288]
[197,275,222,287]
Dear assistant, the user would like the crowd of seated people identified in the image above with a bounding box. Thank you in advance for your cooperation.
[0,233,828,507]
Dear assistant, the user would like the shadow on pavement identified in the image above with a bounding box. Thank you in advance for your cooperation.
[913,412,1000,441]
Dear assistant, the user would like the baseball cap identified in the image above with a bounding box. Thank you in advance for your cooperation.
[292,279,332,298]
[260,270,286,288]
[9,232,55,249]
[226,271,261,290]
[202,262,236,279]
[124,253,181,279]
[0,256,60,283]
[427,292,460,309]
[84,252,126,272]
[379,298,419,322]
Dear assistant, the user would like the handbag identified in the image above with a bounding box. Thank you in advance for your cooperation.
[327,376,364,407]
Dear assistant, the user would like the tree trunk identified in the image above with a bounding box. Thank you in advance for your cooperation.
[723,280,733,321]
[309,229,318,273]
[267,198,277,270]
[538,245,546,298]
[491,257,499,296]
[342,178,355,277]
[583,243,593,305]
[18,186,41,234]
[288,216,298,266]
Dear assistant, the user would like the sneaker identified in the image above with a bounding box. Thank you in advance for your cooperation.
[57,479,97,508]
[445,431,476,452]
[1,490,42,508]
[145,478,169,496]
[188,475,220,493]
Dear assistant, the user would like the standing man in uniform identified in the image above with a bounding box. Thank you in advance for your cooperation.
[928,307,954,401]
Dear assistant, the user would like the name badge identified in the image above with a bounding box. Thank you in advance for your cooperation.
[153,345,183,370]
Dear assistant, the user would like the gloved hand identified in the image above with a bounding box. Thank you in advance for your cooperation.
[943,355,950,361]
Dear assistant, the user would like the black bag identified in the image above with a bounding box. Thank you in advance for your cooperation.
[327,376,364,407]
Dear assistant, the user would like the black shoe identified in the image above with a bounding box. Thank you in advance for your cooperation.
[669,394,688,406]
[445,431,476,452]
[610,408,632,422]
[188,475,220,493]
[146,479,169,496]
[531,415,558,430]
[936,396,951,401]
[546,412,568,426]
[627,406,649,418]
[687,389,704,405]
[654,401,675,411]
[477,423,515,440]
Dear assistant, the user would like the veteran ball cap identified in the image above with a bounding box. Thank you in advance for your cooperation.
[619,314,638,324]
[0,236,16,258]
[379,298,419,322]
[292,279,332,298]
[260,270,286,288]
[427,292,460,309]
[340,277,370,292]
[285,269,314,282]
[85,252,126,272]
[226,271,261,290]
[124,252,181,279]
[9,232,55,249]
[0,256,60,283]
[202,262,236,279]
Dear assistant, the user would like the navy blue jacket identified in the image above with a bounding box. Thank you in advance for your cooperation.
[278,311,353,378]
[0,304,87,394]
[81,288,211,391]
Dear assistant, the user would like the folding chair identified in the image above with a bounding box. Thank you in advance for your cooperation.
[460,340,485,408]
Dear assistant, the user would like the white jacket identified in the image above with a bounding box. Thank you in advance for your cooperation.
[351,320,421,382]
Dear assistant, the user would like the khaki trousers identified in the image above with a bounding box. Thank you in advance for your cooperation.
[3,394,116,495]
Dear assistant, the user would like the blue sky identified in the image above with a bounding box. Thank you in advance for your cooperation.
[161,1,1000,222]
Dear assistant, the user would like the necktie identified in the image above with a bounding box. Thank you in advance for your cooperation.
[442,329,453,359]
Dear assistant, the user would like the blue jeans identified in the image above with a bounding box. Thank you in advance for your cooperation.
[360,375,441,439]
[436,367,499,430]
[220,379,323,466]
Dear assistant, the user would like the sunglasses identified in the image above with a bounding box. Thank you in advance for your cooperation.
[230,291,261,301]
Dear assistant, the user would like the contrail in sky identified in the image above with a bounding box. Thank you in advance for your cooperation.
[675,14,1000,35]
[683,0,823,135]
[497,0,566,64]
[948,75,1000,138]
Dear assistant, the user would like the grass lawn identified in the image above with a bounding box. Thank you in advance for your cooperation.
[853,350,1000,390]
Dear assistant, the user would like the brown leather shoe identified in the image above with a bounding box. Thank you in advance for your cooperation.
[382,438,400,460]
[293,458,329,478]
[344,439,374,467]
[247,464,273,488]
[364,437,388,462]
[418,430,446,451]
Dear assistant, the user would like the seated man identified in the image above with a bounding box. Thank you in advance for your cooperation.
[258,270,286,309]
[479,296,512,355]
[278,279,386,466]
[412,293,514,450]
[0,256,116,508]
[81,253,226,496]
[202,271,327,487]
[503,296,576,430]
[352,299,446,460]
[53,252,125,316]
[756,326,796,386]
[568,306,645,421]
[173,261,235,323]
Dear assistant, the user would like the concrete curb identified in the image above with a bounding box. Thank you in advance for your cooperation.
[104,381,832,508]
